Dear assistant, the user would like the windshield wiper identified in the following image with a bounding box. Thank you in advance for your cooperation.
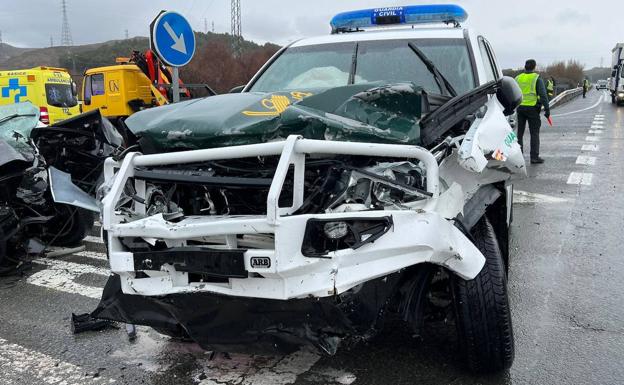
[348,43,359,85]
[0,113,37,126]
[408,42,457,98]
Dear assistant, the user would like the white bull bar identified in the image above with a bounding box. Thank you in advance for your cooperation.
[100,135,487,299]
[102,135,440,227]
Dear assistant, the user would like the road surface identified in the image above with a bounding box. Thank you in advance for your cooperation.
[0,89,622,385]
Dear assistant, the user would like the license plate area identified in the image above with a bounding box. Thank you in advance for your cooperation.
[133,247,248,279]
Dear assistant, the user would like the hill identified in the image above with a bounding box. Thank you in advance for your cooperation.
[0,43,34,62]
[0,33,280,93]
[584,67,611,82]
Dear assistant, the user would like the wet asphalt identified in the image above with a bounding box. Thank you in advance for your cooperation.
[0,89,623,385]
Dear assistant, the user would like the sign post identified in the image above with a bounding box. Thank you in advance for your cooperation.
[150,11,196,103]
[172,68,180,103]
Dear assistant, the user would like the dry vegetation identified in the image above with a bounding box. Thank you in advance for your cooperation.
[503,60,586,88]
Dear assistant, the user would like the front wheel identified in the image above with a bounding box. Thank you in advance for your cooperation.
[452,217,514,373]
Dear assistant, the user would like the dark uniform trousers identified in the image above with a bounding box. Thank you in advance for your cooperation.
[516,105,541,159]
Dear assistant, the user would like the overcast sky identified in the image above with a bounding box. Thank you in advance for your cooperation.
[0,0,620,69]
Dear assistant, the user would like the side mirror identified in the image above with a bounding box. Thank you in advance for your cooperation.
[229,85,245,93]
[496,76,522,116]
[71,81,77,96]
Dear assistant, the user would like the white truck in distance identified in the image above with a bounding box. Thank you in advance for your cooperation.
[610,43,624,105]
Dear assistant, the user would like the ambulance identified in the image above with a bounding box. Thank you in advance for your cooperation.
[0,66,80,124]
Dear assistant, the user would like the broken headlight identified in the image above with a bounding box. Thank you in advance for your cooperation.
[301,216,393,258]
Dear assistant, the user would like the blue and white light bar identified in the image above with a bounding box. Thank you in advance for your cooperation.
[330,4,468,33]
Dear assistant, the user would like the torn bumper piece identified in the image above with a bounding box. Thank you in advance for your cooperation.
[92,272,402,355]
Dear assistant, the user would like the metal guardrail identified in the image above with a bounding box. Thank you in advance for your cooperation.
[549,87,583,108]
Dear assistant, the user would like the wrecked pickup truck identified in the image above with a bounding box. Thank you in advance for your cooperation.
[0,102,122,272]
[93,5,525,373]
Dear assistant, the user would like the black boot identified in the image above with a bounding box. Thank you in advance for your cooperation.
[531,157,545,164]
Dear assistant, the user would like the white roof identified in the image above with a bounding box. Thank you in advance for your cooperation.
[291,27,468,48]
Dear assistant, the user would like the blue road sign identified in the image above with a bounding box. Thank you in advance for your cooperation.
[151,11,196,67]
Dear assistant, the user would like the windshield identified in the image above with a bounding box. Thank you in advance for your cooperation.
[45,83,78,108]
[250,38,475,95]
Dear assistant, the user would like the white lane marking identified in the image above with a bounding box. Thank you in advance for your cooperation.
[84,235,103,244]
[595,114,605,117]
[552,94,604,117]
[585,136,599,142]
[27,258,108,299]
[576,155,597,165]
[0,337,114,384]
[567,172,593,186]
[76,251,108,261]
[588,130,603,134]
[513,190,568,204]
[196,347,356,385]
[590,125,604,129]
[582,144,599,151]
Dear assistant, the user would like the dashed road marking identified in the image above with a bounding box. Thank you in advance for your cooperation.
[585,136,599,142]
[588,130,603,134]
[195,347,356,385]
[582,144,599,151]
[27,258,108,299]
[576,155,596,165]
[513,190,568,204]
[567,172,593,186]
[76,250,108,261]
[84,235,103,244]
[590,125,604,129]
[0,337,114,384]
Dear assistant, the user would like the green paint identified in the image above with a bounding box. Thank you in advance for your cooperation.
[504,131,517,147]
[125,83,424,152]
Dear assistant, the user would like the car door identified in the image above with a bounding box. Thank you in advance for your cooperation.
[83,73,106,113]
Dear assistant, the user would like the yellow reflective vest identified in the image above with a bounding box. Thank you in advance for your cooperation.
[515,72,540,106]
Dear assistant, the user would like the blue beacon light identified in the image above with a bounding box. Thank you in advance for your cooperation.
[330,4,468,33]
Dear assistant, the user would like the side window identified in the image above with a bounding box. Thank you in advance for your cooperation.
[84,75,92,104]
[91,73,105,96]
[478,37,496,82]
[484,40,501,79]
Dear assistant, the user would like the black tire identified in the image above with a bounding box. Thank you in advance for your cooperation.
[44,205,94,247]
[452,217,514,373]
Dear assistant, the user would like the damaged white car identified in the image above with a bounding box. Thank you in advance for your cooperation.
[93,4,525,373]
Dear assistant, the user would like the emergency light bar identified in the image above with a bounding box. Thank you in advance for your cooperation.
[330,4,468,33]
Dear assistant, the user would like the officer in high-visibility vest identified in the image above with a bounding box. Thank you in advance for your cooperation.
[515,59,550,164]
[546,77,555,100]
[582,78,590,98]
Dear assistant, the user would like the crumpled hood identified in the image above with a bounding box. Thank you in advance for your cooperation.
[125,82,424,153]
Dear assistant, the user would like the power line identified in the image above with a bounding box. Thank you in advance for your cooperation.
[60,0,73,46]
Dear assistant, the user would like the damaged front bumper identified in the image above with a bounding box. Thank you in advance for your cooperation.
[97,135,486,352]
[102,136,485,299]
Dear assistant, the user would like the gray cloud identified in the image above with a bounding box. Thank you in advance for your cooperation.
[0,0,620,68]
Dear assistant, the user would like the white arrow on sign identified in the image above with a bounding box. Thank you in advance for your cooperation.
[163,21,187,54]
